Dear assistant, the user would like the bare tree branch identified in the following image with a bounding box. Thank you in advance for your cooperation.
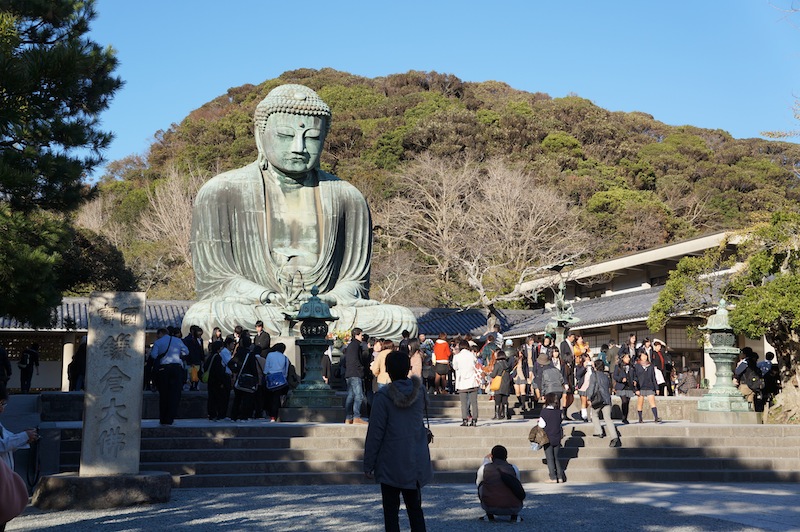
[382,154,591,311]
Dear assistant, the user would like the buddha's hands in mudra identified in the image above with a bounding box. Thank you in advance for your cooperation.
[259,289,338,309]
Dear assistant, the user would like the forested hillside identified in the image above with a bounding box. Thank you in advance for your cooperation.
[76,68,800,309]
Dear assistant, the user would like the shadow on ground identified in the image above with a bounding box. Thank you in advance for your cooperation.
[8,485,771,532]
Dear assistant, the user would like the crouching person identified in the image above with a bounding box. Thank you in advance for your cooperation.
[476,445,525,522]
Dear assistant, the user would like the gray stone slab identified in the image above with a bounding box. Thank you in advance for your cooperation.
[80,292,146,476]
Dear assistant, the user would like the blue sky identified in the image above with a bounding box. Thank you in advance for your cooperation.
[90,0,800,178]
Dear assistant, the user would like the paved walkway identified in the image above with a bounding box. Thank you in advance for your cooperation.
[6,481,799,531]
[4,395,799,531]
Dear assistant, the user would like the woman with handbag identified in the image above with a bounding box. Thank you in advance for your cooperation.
[228,332,252,421]
[587,359,619,445]
[263,343,290,422]
[231,343,261,421]
[489,349,512,420]
[538,392,566,483]
[204,339,233,421]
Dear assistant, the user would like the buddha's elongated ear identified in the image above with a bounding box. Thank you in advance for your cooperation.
[255,126,267,169]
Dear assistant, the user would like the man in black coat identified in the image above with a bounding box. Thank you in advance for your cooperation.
[559,333,576,388]
[341,328,367,424]
[559,333,575,369]
[254,320,271,353]
[559,332,576,418]
[18,343,40,394]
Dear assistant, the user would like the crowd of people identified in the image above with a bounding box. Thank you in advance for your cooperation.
[336,326,713,461]
[362,329,692,427]
[146,321,298,424]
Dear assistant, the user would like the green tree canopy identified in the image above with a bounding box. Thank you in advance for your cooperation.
[84,68,800,307]
[648,212,800,421]
[0,0,122,325]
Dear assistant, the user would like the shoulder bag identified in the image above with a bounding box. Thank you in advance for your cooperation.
[234,352,259,393]
[589,374,605,409]
[424,393,433,444]
[201,352,219,384]
[265,356,289,390]
[528,424,549,451]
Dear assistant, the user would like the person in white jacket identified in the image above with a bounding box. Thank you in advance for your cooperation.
[0,389,38,471]
[452,340,480,426]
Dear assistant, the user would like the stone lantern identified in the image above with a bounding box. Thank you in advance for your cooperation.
[282,286,344,420]
[696,300,759,423]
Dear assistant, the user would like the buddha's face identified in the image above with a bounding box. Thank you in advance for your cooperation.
[261,112,327,176]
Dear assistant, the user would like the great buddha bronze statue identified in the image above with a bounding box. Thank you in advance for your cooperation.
[182,84,417,338]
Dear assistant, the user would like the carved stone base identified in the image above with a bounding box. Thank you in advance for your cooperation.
[695,410,762,424]
[697,393,751,412]
[279,406,346,422]
[284,389,344,409]
[31,471,171,510]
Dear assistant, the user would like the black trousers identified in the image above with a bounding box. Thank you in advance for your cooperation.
[207,378,231,420]
[156,363,183,425]
[20,368,34,393]
[231,388,256,420]
[380,482,426,532]
[265,384,289,419]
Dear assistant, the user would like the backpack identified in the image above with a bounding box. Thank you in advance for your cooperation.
[743,366,765,391]
[18,351,30,370]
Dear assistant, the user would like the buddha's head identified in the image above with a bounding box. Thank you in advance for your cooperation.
[255,84,331,175]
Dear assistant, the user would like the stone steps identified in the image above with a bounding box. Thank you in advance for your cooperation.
[124,456,800,475]
[60,444,798,467]
[48,420,800,487]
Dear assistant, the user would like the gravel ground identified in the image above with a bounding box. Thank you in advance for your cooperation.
[8,482,795,532]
